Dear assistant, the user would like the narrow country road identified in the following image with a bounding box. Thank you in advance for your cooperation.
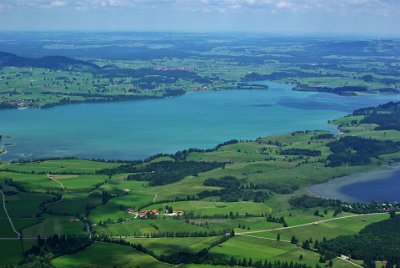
[236,212,387,235]
[0,190,21,239]
[337,257,363,268]
[44,195,64,208]
[153,193,158,202]
[47,173,68,193]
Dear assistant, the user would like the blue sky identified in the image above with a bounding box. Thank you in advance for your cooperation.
[0,0,399,35]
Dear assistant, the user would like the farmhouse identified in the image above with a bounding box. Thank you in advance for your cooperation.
[127,208,159,219]
[127,208,136,214]
[164,209,185,217]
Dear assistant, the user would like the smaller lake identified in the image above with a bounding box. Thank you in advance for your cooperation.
[308,164,400,203]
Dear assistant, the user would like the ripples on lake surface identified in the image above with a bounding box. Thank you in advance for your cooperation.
[1,81,399,161]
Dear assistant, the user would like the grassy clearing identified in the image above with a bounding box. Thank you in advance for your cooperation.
[95,219,208,236]
[0,172,59,193]
[144,200,272,216]
[5,192,53,218]
[52,174,109,193]
[210,235,320,267]
[47,192,102,216]
[52,241,172,268]
[0,219,17,237]
[190,217,281,232]
[2,159,120,174]
[125,236,222,256]
[0,240,30,265]
[22,216,87,238]
[252,213,389,242]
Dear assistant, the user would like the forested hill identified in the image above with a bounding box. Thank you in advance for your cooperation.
[353,101,400,131]
[0,51,100,71]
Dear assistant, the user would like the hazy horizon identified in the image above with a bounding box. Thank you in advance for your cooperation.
[0,0,399,36]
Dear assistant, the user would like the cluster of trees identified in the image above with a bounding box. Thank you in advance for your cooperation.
[266,214,287,227]
[354,101,400,131]
[326,136,399,167]
[312,133,334,140]
[280,149,321,157]
[289,195,400,215]
[125,160,223,186]
[24,235,93,260]
[318,215,400,266]
[289,195,342,209]
[120,229,230,238]
[199,176,271,203]
[298,85,368,95]
[3,178,26,192]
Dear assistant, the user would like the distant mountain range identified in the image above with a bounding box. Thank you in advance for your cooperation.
[0,51,99,71]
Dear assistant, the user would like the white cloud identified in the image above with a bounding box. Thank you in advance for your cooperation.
[276,1,291,9]
[48,1,66,8]
[0,0,399,16]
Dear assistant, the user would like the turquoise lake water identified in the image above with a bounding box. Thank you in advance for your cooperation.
[1,81,399,161]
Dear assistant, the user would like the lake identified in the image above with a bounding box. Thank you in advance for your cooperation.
[308,164,400,203]
[1,81,399,161]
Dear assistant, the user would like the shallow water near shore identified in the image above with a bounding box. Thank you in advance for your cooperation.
[0,81,399,161]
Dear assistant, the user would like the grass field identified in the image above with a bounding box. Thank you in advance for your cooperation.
[0,240,36,265]
[5,191,53,218]
[1,159,121,174]
[95,218,209,236]
[190,217,281,232]
[144,200,272,217]
[249,213,389,242]
[52,242,172,268]
[0,219,17,237]
[210,235,320,267]
[125,236,222,256]
[22,216,87,238]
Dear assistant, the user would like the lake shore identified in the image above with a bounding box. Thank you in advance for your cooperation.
[308,163,400,203]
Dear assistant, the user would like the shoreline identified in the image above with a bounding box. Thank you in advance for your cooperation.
[307,163,400,203]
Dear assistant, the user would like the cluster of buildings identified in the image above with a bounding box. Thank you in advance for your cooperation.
[126,208,186,218]
[127,208,159,218]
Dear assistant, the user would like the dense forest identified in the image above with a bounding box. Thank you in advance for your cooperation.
[326,136,400,167]
[319,215,400,266]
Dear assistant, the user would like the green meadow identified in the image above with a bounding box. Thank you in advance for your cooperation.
[52,242,172,268]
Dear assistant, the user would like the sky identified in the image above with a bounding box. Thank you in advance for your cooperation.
[0,0,399,36]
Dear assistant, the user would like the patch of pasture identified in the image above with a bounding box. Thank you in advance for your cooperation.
[5,192,54,218]
[189,217,281,232]
[0,240,28,266]
[22,216,87,238]
[3,159,121,174]
[95,219,208,236]
[210,235,320,267]
[46,192,103,216]
[252,213,389,242]
[52,241,172,268]
[0,172,59,193]
[125,236,222,256]
[144,200,272,217]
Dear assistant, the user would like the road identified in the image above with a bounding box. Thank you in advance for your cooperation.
[153,193,158,202]
[337,256,363,268]
[1,190,21,239]
[236,212,387,235]
[44,195,64,208]
[47,173,68,193]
